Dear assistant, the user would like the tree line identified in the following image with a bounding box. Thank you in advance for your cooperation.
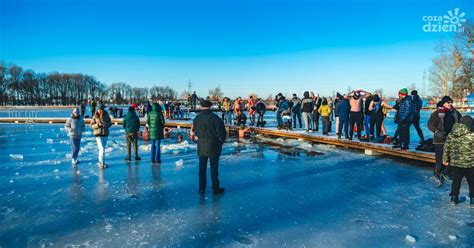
[0,62,178,106]
[429,22,473,100]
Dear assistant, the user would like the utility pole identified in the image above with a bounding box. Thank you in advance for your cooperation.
[188,79,192,94]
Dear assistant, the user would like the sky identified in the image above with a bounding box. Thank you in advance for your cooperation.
[0,0,473,98]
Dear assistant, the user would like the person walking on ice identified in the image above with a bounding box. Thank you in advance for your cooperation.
[65,108,85,165]
[91,104,112,168]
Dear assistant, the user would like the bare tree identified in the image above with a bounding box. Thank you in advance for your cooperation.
[208,86,223,101]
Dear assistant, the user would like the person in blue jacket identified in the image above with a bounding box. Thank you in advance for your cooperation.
[276,96,290,129]
[337,94,350,139]
[393,88,414,150]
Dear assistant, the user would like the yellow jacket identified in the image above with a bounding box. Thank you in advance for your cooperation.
[318,105,331,117]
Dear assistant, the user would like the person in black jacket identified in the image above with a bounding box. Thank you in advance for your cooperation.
[411,90,425,144]
[428,96,462,183]
[301,91,314,132]
[191,100,227,195]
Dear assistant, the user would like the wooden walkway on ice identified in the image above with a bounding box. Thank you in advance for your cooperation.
[0,117,435,164]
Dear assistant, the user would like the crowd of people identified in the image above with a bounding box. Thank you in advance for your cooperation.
[65,89,473,203]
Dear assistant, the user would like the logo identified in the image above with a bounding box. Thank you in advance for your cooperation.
[423,8,466,33]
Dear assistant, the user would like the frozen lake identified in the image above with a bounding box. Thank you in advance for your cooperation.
[0,123,473,247]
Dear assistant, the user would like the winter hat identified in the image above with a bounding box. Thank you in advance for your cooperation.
[398,88,408,96]
[99,104,105,110]
[72,108,79,115]
[201,100,212,108]
[459,116,473,130]
[131,103,138,108]
[373,94,380,102]
[353,91,361,99]
[440,96,453,105]
[411,90,418,96]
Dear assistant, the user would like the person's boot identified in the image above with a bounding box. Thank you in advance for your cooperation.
[450,195,459,205]
[213,188,225,195]
[135,156,141,161]
[124,157,131,162]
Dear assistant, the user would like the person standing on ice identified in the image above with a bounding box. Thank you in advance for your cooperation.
[392,88,414,150]
[348,90,368,140]
[247,95,257,126]
[428,96,462,183]
[318,97,332,135]
[442,116,474,207]
[123,106,141,162]
[291,93,302,129]
[301,91,314,132]
[336,94,350,139]
[411,90,425,144]
[91,104,112,168]
[147,102,165,164]
[65,108,85,165]
[192,100,227,195]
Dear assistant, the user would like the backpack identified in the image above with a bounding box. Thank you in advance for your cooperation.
[382,136,392,144]
[415,138,435,153]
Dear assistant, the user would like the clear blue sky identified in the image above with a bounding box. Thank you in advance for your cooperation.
[1,0,472,98]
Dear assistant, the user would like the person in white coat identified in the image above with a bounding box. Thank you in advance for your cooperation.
[65,108,85,165]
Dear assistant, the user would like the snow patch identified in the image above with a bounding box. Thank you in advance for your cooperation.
[9,154,24,160]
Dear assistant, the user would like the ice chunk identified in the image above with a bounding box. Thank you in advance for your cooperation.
[139,144,151,152]
[405,235,416,243]
[54,169,59,173]
[9,154,24,160]
[104,147,113,154]
[175,159,184,168]
[449,235,457,241]
[46,138,53,144]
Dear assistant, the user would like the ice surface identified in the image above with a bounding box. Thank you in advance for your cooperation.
[1,122,474,247]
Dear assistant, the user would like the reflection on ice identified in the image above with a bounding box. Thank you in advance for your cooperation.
[0,123,473,247]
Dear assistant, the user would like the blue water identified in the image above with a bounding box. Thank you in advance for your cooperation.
[0,123,473,247]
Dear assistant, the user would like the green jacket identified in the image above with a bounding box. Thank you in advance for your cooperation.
[443,123,474,168]
[147,103,165,140]
[123,111,140,133]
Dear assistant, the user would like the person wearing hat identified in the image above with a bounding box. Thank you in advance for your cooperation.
[392,88,414,150]
[428,95,462,183]
[65,108,85,165]
[123,106,141,162]
[442,116,474,207]
[348,89,370,140]
[91,104,112,168]
[411,90,425,144]
[191,99,227,195]
[147,102,165,163]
